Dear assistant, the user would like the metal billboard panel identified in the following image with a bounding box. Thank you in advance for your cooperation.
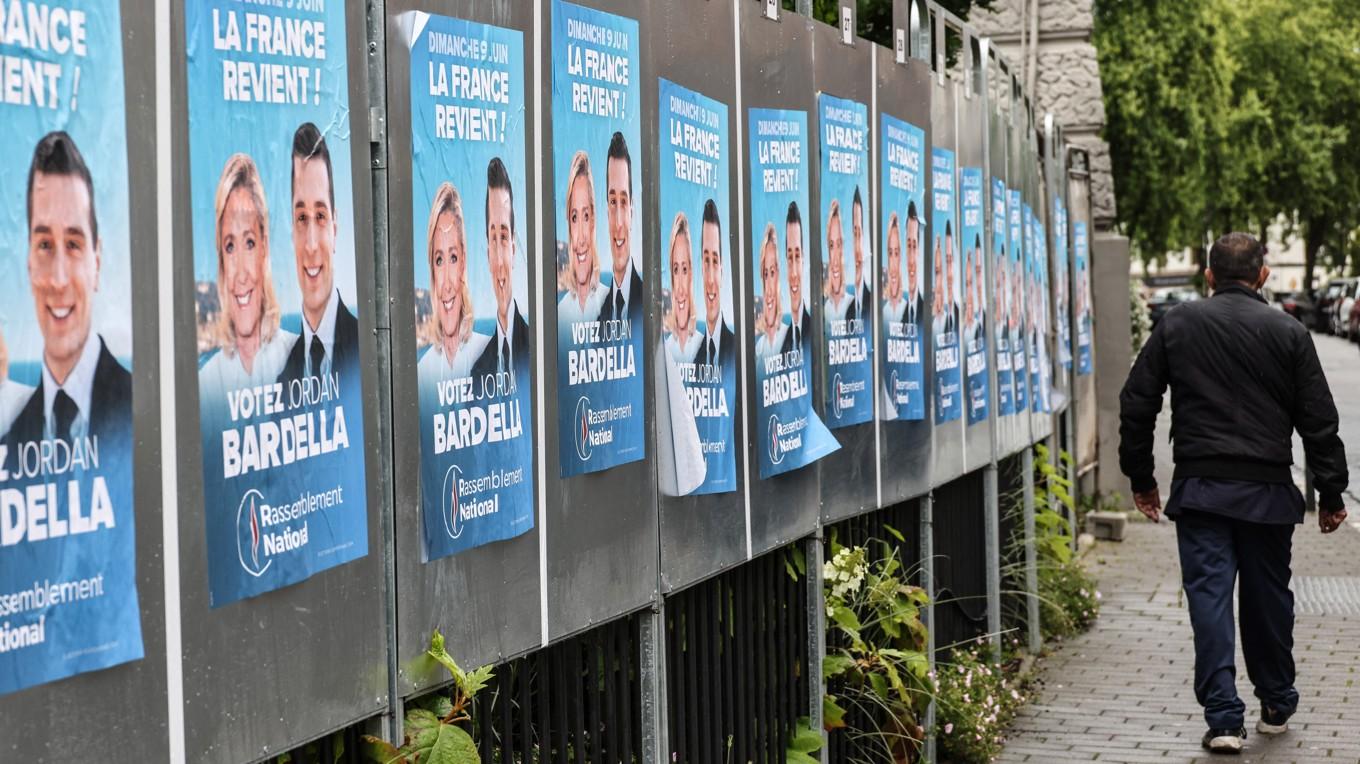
[813,18,880,524]
[930,76,966,487]
[1068,156,1098,471]
[989,73,1027,460]
[540,0,659,641]
[1025,118,1054,442]
[956,62,993,475]
[876,42,934,507]
[739,2,823,558]
[385,0,544,693]
[649,0,749,593]
[0,2,169,759]
[171,1,391,759]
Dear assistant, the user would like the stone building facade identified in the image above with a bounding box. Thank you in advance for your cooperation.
[969,0,1116,231]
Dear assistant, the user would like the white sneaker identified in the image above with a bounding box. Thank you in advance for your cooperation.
[1202,727,1246,754]
[1256,706,1291,735]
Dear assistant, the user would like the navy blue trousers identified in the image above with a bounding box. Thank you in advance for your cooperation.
[1174,509,1299,729]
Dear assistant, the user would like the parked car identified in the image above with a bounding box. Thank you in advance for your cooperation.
[1331,279,1359,337]
[1278,290,1315,325]
[1147,288,1200,328]
[1315,279,1352,333]
[1347,297,1360,341]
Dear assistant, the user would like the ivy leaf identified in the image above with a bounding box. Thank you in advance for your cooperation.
[360,736,406,764]
[791,546,806,576]
[424,724,478,764]
[831,605,861,633]
[426,630,468,690]
[823,654,856,679]
[823,695,848,730]
[883,523,906,542]
[868,671,890,700]
[788,718,823,754]
[330,731,346,763]
[462,665,495,700]
[786,751,820,764]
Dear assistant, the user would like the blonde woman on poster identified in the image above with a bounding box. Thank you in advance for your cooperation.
[199,154,296,390]
[418,182,490,381]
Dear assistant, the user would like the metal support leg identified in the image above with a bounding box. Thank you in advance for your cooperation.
[984,463,1002,660]
[639,604,668,764]
[1022,448,1041,654]
[804,534,827,761]
[364,0,400,744]
[921,494,937,763]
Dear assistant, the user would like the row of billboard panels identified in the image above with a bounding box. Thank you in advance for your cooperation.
[0,1,1095,761]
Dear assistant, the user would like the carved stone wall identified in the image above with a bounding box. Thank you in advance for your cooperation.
[970,0,1116,228]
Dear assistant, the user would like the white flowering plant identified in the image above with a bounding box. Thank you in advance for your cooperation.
[822,532,932,763]
[935,640,1029,763]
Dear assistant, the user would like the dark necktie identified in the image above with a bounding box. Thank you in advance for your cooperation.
[614,289,625,321]
[310,334,325,377]
[501,337,510,375]
[708,337,716,366]
[793,325,800,352]
[54,389,77,442]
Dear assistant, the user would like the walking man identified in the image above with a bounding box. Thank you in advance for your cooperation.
[1119,232,1349,754]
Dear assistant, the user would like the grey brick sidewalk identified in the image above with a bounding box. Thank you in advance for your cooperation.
[995,517,1360,763]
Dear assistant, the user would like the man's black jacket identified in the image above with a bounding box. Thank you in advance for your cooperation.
[1119,284,1348,511]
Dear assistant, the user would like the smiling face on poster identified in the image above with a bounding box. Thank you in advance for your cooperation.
[1008,188,1027,412]
[657,78,734,496]
[879,114,925,422]
[187,0,369,607]
[551,0,645,477]
[749,107,838,479]
[407,12,534,561]
[0,1,142,696]
[960,166,988,425]
[930,147,961,424]
[817,93,872,428]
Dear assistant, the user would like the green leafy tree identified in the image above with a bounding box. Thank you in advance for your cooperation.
[1097,0,1360,287]
[1094,0,1240,263]
[787,0,995,49]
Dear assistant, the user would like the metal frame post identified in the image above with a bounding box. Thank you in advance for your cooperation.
[805,533,827,756]
[639,604,668,764]
[920,494,937,762]
[1021,447,1041,653]
[364,0,400,744]
[978,37,1004,664]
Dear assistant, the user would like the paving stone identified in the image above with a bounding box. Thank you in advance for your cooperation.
[996,514,1360,764]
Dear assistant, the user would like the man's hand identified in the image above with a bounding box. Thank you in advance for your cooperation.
[1133,489,1161,523]
[1319,507,1348,534]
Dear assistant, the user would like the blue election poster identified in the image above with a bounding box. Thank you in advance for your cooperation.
[1053,196,1071,369]
[657,79,735,496]
[1035,217,1053,412]
[749,108,839,479]
[879,114,926,422]
[407,13,534,560]
[188,0,369,606]
[960,167,988,425]
[992,178,1013,417]
[930,148,962,424]
[0,1,143,695]
[817,94,872,428]
[1075,220,1093,375]
[1009,190,1026,413]
[551,0,645,477]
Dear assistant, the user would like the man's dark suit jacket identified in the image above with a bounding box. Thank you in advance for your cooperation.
[596,266,644,327]
[472,303,531,380]
[697,320,736,372]
[279,293,360,384]
[6,336,132,449]
[851,280,873,323]
[780,306,813,355]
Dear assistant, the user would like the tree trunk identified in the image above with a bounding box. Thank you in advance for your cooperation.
[1303,217,1326,294]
